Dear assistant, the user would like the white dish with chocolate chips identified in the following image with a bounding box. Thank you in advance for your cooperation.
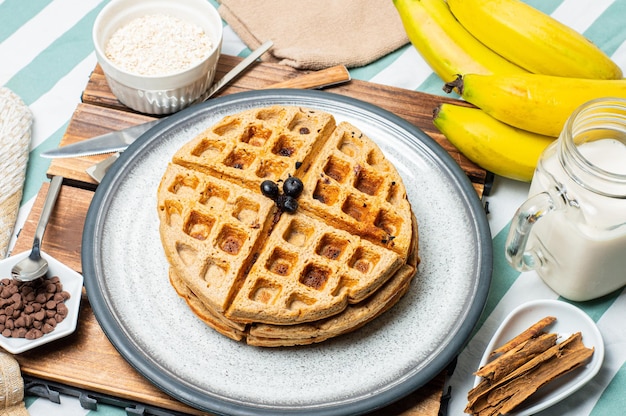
[0,251,83,354]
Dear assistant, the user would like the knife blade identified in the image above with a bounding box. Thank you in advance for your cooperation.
[41,40,275,159]
[44,120,161,158]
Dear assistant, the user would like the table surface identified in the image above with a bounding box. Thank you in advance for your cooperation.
[3,1,626,415]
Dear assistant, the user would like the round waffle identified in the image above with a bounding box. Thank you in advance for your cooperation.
[157,105,418,346]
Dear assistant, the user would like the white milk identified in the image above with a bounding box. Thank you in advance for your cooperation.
[526,138,626,300]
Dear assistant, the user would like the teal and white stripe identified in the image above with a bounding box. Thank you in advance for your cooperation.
[2,1,625,414]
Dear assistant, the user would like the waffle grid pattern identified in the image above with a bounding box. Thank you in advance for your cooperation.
[157,106,417,345]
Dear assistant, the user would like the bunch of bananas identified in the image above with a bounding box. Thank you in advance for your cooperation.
[394,0,625,182]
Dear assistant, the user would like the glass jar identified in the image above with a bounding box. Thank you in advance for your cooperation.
[505,97,626,301]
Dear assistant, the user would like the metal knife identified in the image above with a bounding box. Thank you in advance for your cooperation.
[42,60,351,159]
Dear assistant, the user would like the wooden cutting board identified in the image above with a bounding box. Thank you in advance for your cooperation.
[13,55,487,415]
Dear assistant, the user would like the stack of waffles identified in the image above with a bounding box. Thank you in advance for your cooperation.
[157,105,419,346]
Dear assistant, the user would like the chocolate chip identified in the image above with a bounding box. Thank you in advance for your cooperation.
[0,276,71,339]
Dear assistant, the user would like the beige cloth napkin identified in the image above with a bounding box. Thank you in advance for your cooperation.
[218,0,409,70]
[0,353,29,416]
[0,88,32,259]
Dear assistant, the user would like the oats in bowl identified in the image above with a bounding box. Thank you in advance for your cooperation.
[93,0,223,115]
[105,14,213,77]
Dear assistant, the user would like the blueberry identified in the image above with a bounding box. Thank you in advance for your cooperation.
[283,176,304,198]
[260,180,279,200]
[280,195,299,213]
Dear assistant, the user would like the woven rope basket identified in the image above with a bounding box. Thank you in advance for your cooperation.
[0,88,32,259]
[0,352,28,416]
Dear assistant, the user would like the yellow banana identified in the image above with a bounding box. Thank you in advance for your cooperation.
[444,73,626,137]
[433,103,555,182]
[447,0,623,80]
[393,0,525,83]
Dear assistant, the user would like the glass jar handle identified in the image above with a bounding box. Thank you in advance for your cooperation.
[505,192,560,271]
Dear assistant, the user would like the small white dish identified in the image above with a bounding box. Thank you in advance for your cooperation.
[93,0,223,115]
[0,251,83,354]
[475,299,604,416]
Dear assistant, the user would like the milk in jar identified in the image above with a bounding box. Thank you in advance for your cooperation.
[506,98,626,301]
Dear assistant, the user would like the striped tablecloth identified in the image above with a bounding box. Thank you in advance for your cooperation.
[2,1,625,415]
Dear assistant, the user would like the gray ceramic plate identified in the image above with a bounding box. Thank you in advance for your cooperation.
[82,90,492,416]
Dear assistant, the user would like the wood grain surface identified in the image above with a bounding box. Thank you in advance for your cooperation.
[10,54,488,415]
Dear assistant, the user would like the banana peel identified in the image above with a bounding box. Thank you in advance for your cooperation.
[447,0,622,79]
[433,103,555,182]
[393,0,525,84]
[444,73,626,137]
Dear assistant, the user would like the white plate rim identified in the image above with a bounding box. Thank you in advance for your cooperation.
[82,89,493,415]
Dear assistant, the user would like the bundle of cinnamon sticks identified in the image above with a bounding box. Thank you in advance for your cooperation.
[465,316,594,415]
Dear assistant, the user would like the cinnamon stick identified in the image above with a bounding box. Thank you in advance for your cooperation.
[475,332,557,381]
[467,333,593,415]
[466,316,595,416]
[489,316,556,358]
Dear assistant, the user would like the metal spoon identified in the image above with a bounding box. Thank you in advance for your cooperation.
[11,176,63,282]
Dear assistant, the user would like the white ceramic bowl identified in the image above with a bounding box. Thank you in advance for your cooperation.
[93,0,223,115]
[0,251,83,354]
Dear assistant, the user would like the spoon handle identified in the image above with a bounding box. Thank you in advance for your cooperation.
[32,176,63,254]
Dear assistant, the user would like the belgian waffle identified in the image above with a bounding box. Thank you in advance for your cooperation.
[167,214,418,347]
[157,105,418,346]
